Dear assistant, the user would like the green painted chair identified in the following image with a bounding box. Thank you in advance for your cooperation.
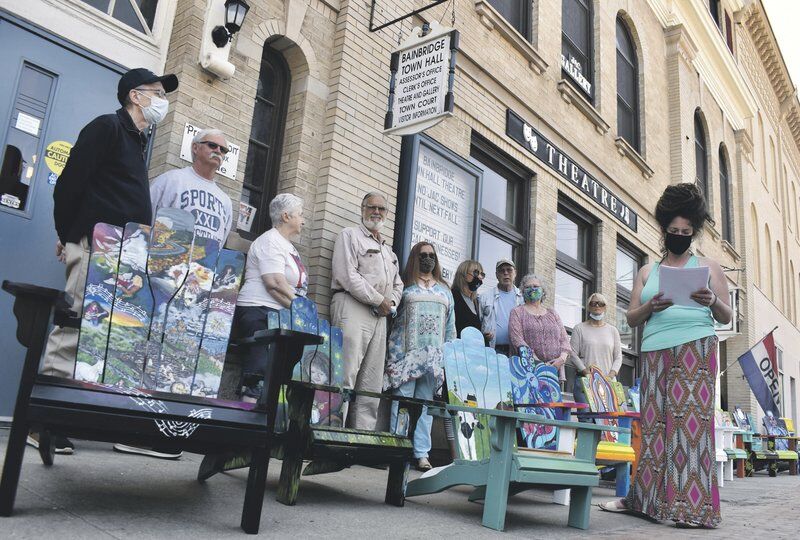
[760,411,798,476]
[744,412,780,476]
[404,327,625,532]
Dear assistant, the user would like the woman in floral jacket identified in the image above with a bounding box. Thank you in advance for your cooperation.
[384,241,456,470]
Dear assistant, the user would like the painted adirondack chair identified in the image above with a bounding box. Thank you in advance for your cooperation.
[718,410,747,483]
[713,409,735,486]
[782,418,800,461]
[761,411,799,476]
[405,327,625,532]
[0,209,321,534]
[744,412,780,476]
[578,366,640,497]
[731,406,758,477]
[200,296,420,508]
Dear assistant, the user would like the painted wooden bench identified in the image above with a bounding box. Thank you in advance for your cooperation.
[0,209,321,534]
[199,296,421,508]
[760,411,799,476]
[405,327,625,532]
[741,411,780,476]
[782,418,800,461]
[578,366,640,497]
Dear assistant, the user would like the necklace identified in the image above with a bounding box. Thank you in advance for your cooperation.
[419,276,434,287]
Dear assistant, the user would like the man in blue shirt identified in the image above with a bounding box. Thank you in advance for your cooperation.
[477,259,523,355]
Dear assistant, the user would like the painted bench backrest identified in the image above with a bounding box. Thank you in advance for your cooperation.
[508,347,563,452]
[443,326,513,461]
[763,411,790,451]
[269,297,345,428]
[75,208,244,398]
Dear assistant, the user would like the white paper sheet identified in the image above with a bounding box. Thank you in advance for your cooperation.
[659,265,710,308]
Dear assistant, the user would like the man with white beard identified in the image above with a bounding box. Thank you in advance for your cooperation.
[330,192,404,430]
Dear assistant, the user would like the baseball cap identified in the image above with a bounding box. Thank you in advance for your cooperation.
[117,68,179,105]
[495,259,516,270]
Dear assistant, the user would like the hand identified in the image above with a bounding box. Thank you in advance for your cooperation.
[55,241,66,263]
[690,287,716,307]
[580,369,590,376]
[649,292,673,313]
[483,331,495,340]
[376,298,393,317]
[547,357,566,368]
[608,370,617,379]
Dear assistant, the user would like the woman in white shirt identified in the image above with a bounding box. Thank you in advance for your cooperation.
[234,193,308,401]
[570,292,622,404]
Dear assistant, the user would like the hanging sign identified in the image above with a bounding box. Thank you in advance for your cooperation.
[179,123,240,181]
[506,109,638,232]
[384,22,459,136]
[561,54,592,96]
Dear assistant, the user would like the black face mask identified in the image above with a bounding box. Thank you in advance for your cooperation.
[419,258,436,274]
[665,232,692,255]
[468,279,483,292]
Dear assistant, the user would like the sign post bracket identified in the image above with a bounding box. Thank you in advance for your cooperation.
[369,0,449,33]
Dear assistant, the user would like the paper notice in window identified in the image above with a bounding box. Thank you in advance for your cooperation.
[237,202,256,233]
[659,265,710,308]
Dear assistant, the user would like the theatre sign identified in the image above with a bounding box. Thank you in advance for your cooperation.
[506,109,638,232]
[384,21,458,136]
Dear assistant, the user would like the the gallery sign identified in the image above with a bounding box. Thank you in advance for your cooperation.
[506,109,638,232]
[384,21,458,136]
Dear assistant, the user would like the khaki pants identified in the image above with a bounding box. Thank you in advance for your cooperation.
[331,292,386,431]
[41,237,90,378]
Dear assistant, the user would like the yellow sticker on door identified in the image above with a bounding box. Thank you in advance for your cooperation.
[44,141,73,175]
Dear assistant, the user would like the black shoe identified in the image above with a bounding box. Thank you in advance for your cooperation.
[27,433,74,455]
[113,444,182,459]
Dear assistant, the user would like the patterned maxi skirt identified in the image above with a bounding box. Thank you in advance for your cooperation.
[625,335,721,527]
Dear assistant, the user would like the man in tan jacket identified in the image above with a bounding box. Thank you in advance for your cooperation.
[331,192,404,430]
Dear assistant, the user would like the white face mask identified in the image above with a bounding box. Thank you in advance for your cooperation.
[589,312,605,321]
[139,94,169,125]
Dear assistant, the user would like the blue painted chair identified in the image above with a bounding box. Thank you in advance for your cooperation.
[405,327,624,531]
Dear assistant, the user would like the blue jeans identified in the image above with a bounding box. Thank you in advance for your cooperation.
[391,372,435,459]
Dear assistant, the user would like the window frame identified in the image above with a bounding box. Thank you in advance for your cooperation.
[555,198,597,330]
[615,17,640,152]
[470,134,531,276]
[488,0,532,41]
[615,239,644,385]
[719,145,734,243]
[694,111,709,202]
[561,0,594,101]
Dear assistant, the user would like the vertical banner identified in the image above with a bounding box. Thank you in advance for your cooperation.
[738,328,781,416]
[394,135,481,283]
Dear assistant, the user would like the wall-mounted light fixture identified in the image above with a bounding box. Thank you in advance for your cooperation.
[211,0,250,47]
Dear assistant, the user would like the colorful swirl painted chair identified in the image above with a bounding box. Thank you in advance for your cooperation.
[760,411,798,476]
[578,366,640,497]
[405,327,624,531]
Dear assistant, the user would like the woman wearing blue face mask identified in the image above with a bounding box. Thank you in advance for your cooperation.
[569,292,622,404]
[508,274,571,383]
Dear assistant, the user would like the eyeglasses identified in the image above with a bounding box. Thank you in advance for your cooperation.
[589,301,606,308]
[135,88,167,99]
[198,141,230,155]
[363,205,388,213]
[470,270,486,279]
[497,267,515,274]
[419,252,437,260]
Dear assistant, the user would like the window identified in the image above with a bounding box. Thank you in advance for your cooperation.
[616,18,639,151]
[694,111,709,202]
[80,1,159,34]
[555,201,595,330]
[777,347,785,416]
[0,63,55,215]
[562,0,593,100]
[708,0,721,30]
[725,11,734,52]
[488,0,531,40]
[616,241,643,387]
[470,136,530,290]
[719,146,733,242]
[240,46,291,239]
[791,377,797,422]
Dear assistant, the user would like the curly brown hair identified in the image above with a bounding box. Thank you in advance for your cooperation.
[654,182,714,237]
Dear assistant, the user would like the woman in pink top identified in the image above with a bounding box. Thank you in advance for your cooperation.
[508,273,571,382]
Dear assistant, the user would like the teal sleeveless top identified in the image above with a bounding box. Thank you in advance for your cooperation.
[640,256,716,352]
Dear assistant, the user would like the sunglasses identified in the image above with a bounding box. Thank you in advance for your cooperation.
[364,204,388,213]
[198,141,230,155]
[470,270,486,279]
[419,252,437,260]
[589,301,606,308]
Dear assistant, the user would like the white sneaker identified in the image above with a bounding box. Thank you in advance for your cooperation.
[113,444,182,460]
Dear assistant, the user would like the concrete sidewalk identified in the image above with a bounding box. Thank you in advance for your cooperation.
[1,431,798,539]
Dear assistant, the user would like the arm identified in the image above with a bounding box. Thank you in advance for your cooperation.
[547,312,571,369]
[260,273,296,309]
[53,116,113,243]
[508,307,525,352]
[331,230,383,306]
[626,263,671,327]
[444,288,457,342]
[390,252,404,307]
[149,174,168,219]
[609,326,623,377]
[691,258,732,325]
[570,324,587,373]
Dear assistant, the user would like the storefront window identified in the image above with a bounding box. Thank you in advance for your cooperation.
[555,202,594,330]
[470,136,530,290]
[80,1,159,34]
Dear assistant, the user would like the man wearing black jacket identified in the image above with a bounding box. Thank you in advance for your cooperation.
[27,68,178,455]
